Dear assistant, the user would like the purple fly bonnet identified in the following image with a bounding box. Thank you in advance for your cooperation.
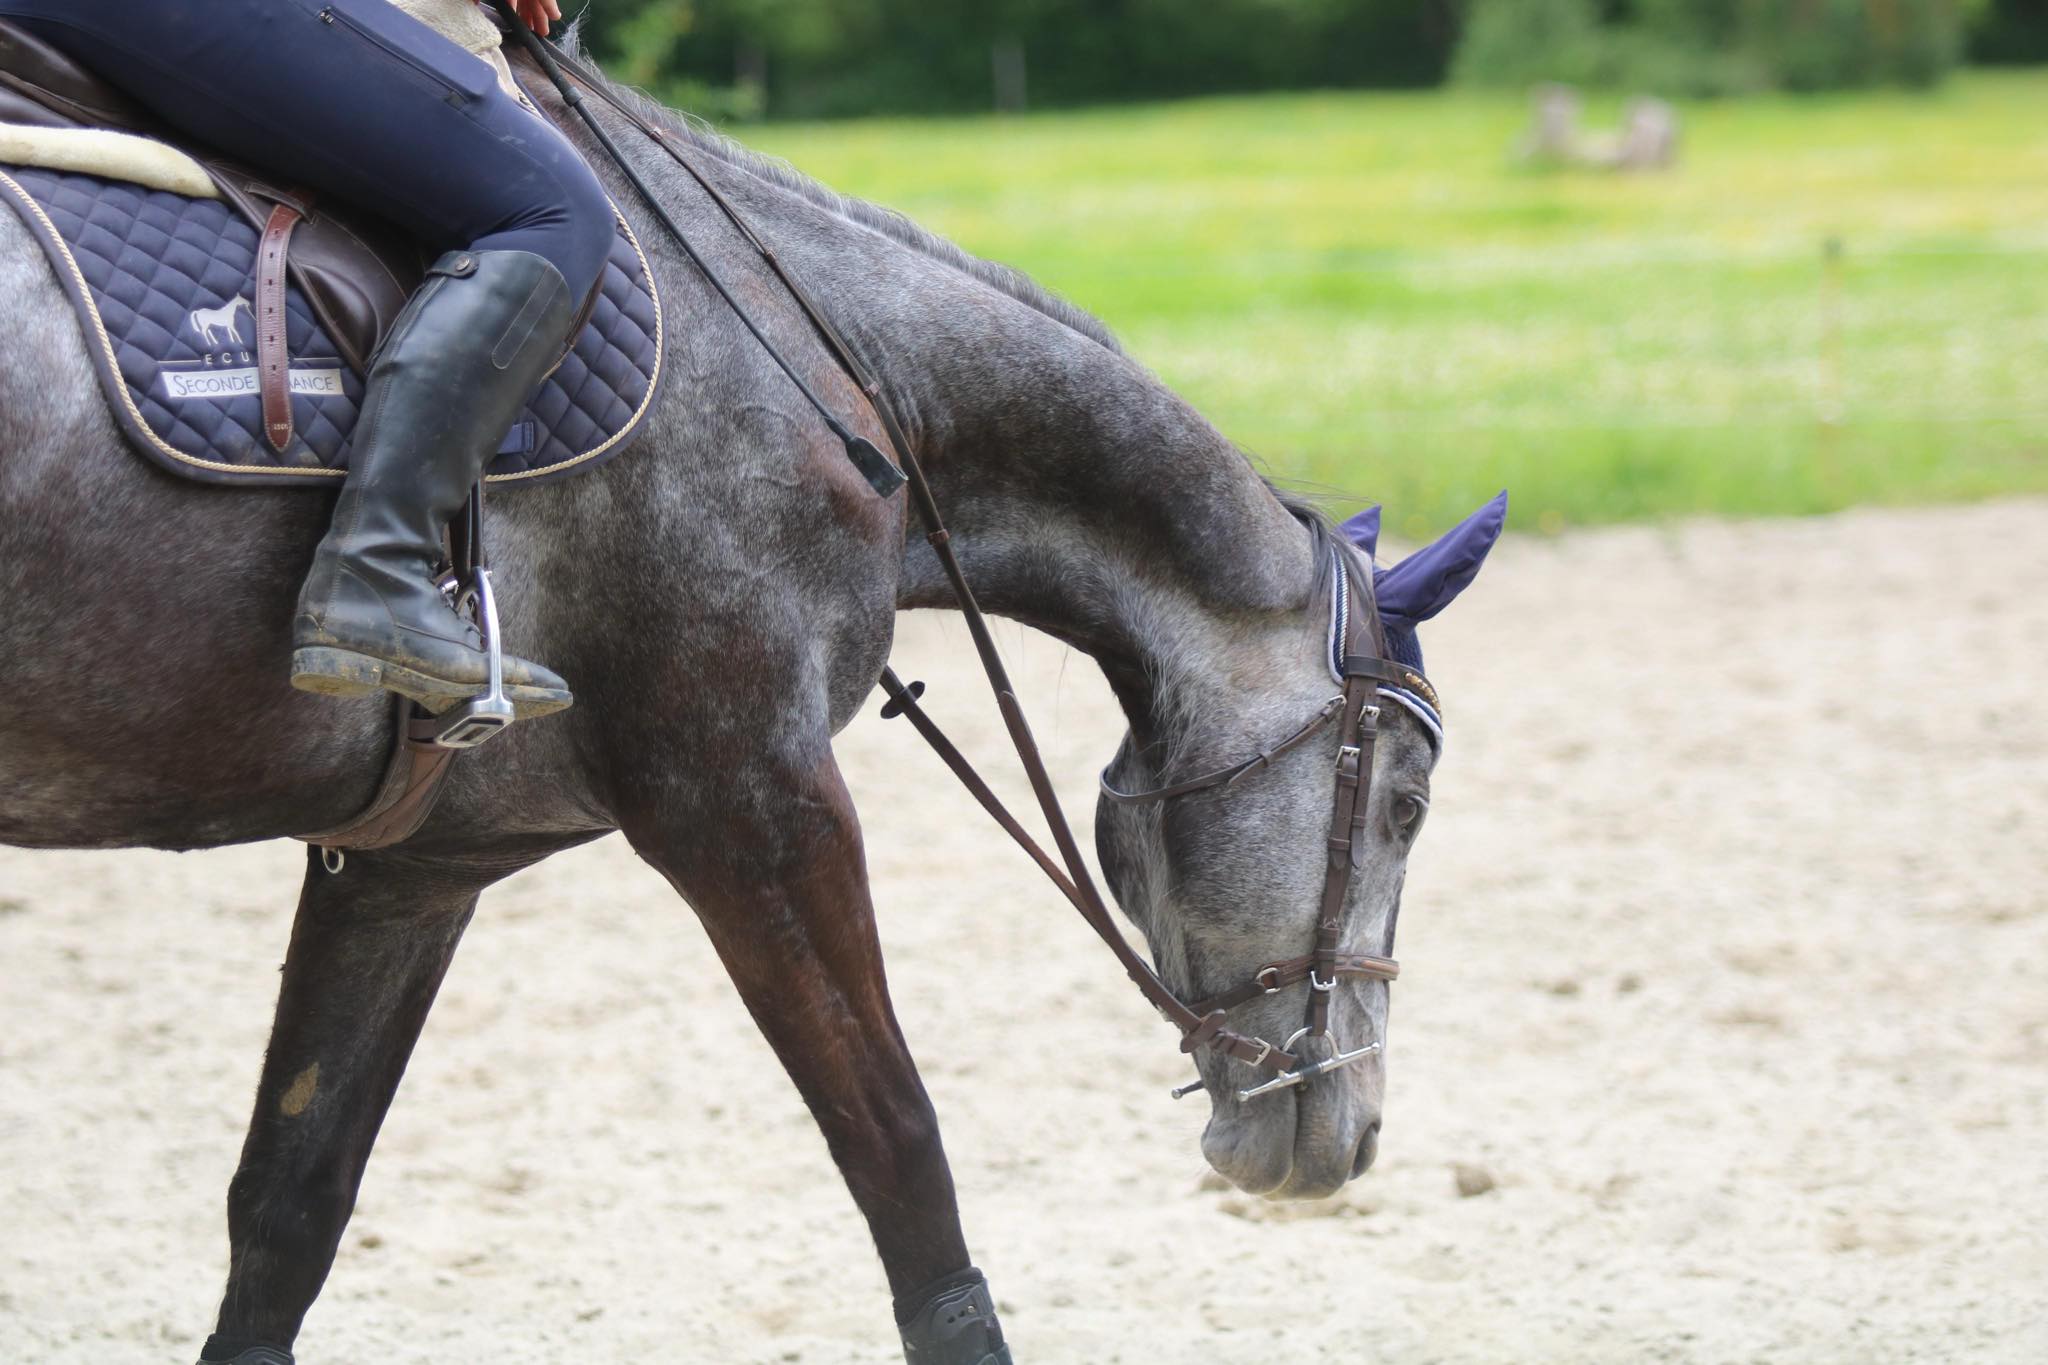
[1332,491,1508,745]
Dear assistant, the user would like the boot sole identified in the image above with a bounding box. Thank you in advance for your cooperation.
[291,647,573,720]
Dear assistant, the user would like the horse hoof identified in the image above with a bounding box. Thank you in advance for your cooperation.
[897,1267,1009,1364]
[197,1348,293,1365]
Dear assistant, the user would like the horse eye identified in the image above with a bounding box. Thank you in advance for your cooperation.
[1393,795,1428,833]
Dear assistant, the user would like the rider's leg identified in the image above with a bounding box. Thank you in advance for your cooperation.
[287,245,586,712]
[0,0,615,711]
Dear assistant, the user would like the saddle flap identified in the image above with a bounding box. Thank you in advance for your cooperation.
[289,212,426,379]
[208,169,424,378]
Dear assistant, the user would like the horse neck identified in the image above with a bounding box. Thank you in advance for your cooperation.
[885,297,1318,720]
[627,127,1321,721]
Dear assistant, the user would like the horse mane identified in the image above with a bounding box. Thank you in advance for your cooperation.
[1271,483,1340,590]
[549,29,1356,561]
[556,26,1124,357]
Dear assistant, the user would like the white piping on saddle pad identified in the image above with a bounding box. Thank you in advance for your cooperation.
[0,124,216,199]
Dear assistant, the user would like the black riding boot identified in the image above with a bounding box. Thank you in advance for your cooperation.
[291,249,576,716]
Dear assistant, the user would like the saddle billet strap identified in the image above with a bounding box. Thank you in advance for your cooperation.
[256,199,303,454]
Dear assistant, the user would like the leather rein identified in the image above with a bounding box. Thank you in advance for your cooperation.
[506,23,1436,1101]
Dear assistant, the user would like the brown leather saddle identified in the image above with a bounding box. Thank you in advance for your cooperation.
[0,17,425,387]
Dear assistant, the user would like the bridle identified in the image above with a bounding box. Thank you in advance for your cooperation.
[1099,547,1441,1100]
[879,543,1441,1103]
[502,25,1441,1107]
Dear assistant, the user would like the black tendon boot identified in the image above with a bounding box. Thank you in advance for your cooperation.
[897,1268,1013,1364]
[291,249,576,716]
[196,1339,292,1365]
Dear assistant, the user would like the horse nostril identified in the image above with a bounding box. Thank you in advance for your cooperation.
[1352,1122,1381,1178]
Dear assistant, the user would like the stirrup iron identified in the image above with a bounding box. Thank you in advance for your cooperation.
[423,565,516,749]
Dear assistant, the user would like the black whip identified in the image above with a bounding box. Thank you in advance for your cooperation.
[489,3,905,497]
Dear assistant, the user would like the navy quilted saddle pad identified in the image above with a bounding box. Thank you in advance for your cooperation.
[0,164,664,487]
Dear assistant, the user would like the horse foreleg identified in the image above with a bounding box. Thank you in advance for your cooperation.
[198,848,484,1364]
[625,748,1013,1365]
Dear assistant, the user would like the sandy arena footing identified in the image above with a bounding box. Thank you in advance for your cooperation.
[3,499,2044,1363]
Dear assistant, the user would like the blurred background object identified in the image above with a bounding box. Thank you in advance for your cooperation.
[568,0,2045,540]
[1518,86,1681,170]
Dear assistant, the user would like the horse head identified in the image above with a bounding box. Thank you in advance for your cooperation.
[1097,493,1506,1199]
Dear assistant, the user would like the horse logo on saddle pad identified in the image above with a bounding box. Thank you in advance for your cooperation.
[189,295,251,348]
[161,293,351,407]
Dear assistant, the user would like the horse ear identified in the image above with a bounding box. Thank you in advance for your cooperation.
[1373,491,1508,629]
[1339,504,1382,562]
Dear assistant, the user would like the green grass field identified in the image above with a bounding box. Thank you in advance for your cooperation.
[747,74,2048,534]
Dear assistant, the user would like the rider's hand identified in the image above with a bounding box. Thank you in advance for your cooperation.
[508,0,562,36]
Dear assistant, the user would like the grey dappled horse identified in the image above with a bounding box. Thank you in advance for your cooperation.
[0,45,1490,1364]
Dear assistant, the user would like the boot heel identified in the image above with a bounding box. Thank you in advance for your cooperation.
[291,647,385,698]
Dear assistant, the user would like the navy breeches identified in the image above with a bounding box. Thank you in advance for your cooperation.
[0,0,613,303]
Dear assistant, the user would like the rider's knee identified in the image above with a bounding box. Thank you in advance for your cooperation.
[556,165,617,301]
[475,154,613,305]
[532,163,615,304]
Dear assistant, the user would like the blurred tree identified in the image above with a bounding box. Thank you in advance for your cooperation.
[1450,0,1604,87]
[573,0,1460,118]
[1969,0,2048,61]
[1456,0,1976,92]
